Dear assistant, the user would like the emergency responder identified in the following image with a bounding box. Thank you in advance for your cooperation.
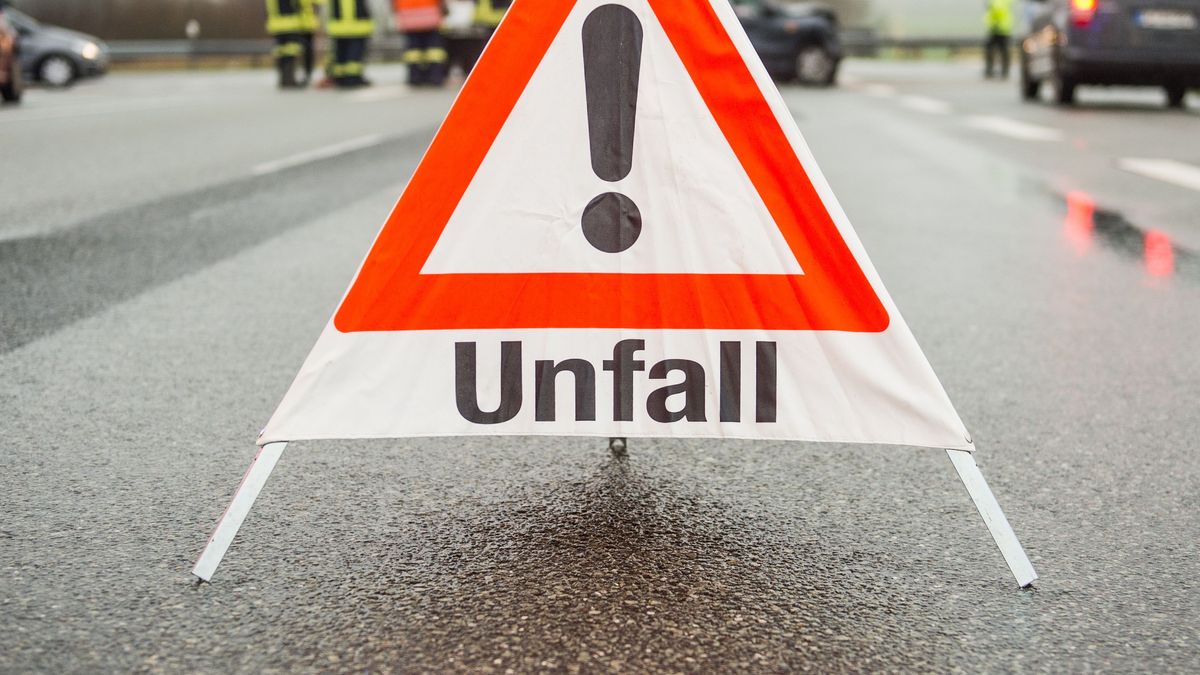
[473,0,509,34]
[328,0,375,88]
[265,0,305,88]
[984,0,1014,79]
[450,0,508,75]
[395,0,449,86]
[296,0,324,87]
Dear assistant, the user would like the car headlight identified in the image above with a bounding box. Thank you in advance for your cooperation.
[80,42,100,60]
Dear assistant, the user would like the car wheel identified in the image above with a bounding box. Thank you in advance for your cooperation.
[1165,85,1186,109]
[0,64,22,104]
[37,54,77,88]
[1020,55,1040,101]
[795,46,837,87]
[1053,72,1076,106]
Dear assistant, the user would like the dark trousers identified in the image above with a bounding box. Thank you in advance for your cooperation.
[445,36,486,77]
[298,32,315,84]
[403,30,449,86]
[273,33,303,87]
[985,32,1011,78]
[331,37,369,87]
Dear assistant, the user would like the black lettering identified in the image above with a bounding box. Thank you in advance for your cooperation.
[756,342,777,423]
[647,359,706,423]
[535,359,596,421]
[719,341,741,423]
[455,342,523,425]
[602,339,646,422]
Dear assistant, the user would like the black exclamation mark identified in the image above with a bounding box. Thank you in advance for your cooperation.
[581,5,644,254]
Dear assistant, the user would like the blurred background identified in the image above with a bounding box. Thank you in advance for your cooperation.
[13,0,976,44]
[2,0,1199,672]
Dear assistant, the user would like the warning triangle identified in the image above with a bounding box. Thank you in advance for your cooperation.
[257,0,973,453]
[189,1,1051,588]
[194,0,1045,592]
[332,0,889,333]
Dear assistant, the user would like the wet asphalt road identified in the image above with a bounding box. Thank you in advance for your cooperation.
[2,61,1199,672]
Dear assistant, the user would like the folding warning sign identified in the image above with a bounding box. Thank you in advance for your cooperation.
[193,0,1037,588]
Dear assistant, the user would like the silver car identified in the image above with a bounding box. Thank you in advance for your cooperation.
[5,7,107,87]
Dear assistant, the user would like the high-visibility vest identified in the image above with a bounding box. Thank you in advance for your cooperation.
[265,0,303,35]
[986,0,1015,34]
[328,0,374,38]
[299,0,324,33]
[395,0,443,32]
[473,0,509,29]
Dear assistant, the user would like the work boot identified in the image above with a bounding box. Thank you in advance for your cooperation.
[278,56,299,89]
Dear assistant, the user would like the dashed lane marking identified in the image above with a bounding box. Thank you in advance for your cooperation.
[251,134,388,175]
[860,83,897,98]
[899,95,953,115]
[0,96,203,124]
[965,115,1063,142]
[349,85,412,103]
[1119,158,1200,193]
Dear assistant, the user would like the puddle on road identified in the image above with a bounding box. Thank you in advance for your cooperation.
[1060,190,1198,284]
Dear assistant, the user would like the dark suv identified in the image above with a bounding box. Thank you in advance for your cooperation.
[731,0,842,86]
[1021,0,1200,107]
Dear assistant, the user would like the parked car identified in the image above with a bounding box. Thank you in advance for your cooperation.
[731,0,842,86]
[1021,0,1200,107]
[0,4,21,103]
[4,7,108,88]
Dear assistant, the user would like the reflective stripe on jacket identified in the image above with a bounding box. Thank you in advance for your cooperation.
[985,0,1015,34]
[266,0,303,34]
[299,0,324,33]
[473,0,510,28]
[395,0,444,32]
[329,0,374,38]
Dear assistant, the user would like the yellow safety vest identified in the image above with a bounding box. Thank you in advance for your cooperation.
[265,0,303,35]
[986,0,1015,34]
[328,0,375,38]
[299,0,324,33]
[474,0,508,29]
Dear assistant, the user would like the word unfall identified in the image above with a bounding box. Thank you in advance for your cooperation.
[454,339,778,425]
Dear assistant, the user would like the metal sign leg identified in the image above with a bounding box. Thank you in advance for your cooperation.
[946,449,1038,588]
[191,442,287,582]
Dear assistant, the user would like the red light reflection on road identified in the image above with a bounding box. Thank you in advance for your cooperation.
[1063,190,1095,255]
[1144,230,1175,278]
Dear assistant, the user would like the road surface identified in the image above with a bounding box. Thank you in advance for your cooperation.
[2,61,1198,672]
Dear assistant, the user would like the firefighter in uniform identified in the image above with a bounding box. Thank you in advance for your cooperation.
[328,0,375,88]
[394,0,448,86]
[296,0,324,87]
[473,0,509,35]
[265,0,305,88]
[451,0,508,75]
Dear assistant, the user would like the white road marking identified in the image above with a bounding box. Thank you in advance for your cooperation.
[899,95,953,115]
[965,115,1063,142]
[0,96,202,124]
[349,85,412,103]
[860,83,897,98]
[1118,158,1200,193]
[251,134,387,175]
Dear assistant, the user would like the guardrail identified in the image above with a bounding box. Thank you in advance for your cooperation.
[840,32,983,57]
[106,37,412,63]
[106,34,985,63]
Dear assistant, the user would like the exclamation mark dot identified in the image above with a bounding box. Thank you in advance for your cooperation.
[581,5,644,254]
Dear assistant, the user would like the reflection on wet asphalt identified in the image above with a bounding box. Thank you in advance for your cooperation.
[1062,191,1199,283]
